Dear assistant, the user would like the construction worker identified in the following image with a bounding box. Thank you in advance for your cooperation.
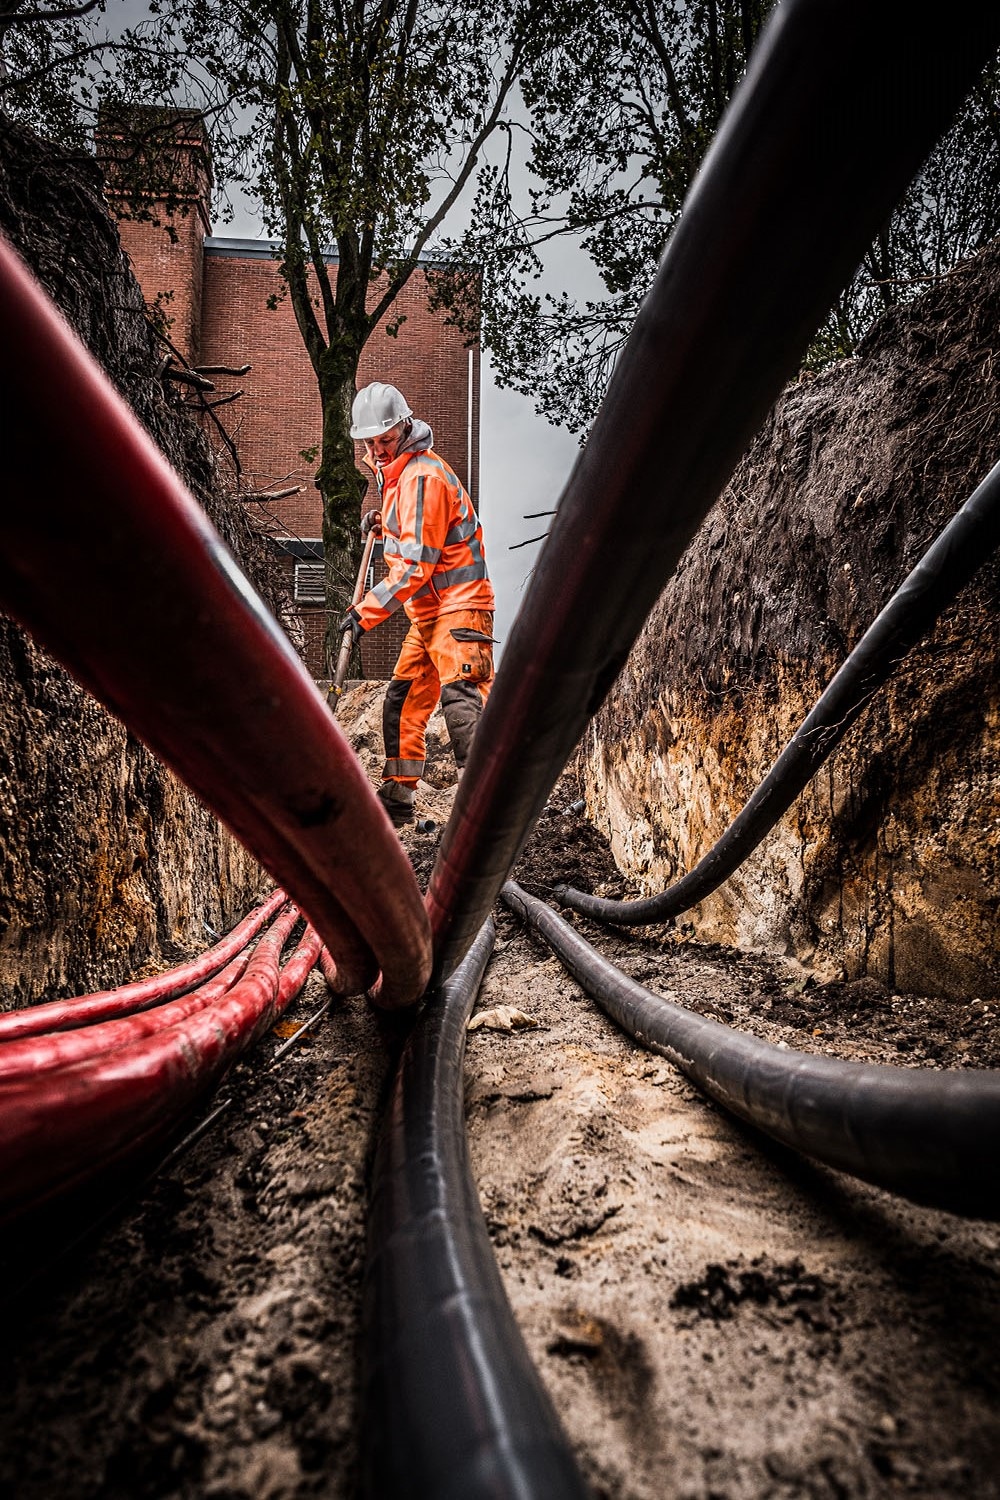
[339,382,495,825]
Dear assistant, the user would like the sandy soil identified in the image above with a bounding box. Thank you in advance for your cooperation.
[2,683,999,1499]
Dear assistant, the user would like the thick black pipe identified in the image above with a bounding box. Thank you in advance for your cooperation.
[427,0,1000,983]
[361,920,588,1500]
[555,455,1000,924]
[503,882,1000,1221]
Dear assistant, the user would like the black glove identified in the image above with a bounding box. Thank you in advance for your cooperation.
[361,509,382,539]
[339,609,364,645]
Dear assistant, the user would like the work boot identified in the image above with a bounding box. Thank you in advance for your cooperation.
[377,780,415,826]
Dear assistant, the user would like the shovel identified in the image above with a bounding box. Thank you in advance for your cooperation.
[328,526,378,714]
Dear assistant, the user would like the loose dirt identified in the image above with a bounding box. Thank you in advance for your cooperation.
[1,683,998,1499]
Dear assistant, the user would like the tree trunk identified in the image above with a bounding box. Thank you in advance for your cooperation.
[316,346,367,675]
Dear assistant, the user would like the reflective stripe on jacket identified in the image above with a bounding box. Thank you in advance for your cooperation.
[355,446,494,629]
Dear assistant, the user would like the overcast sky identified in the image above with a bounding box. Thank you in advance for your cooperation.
[476,375,582,655]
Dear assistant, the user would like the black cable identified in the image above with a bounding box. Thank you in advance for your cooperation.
[555,454,1000,924]
[503,881,1000,1221]
[360,919,588,1500]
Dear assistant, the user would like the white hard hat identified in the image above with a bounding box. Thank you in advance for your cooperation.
[350,382,413,439]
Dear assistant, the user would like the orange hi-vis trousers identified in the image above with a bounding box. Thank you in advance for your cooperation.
[382,608,494,784]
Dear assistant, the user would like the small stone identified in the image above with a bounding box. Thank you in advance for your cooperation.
[468,1006,539,1033]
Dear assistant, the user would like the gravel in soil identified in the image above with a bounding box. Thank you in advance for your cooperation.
[1,688,998,1498]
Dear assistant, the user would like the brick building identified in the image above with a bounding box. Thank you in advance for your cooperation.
[99,110,481,680]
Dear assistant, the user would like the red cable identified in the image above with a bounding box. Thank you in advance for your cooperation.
[0,904,300,1080]
[0,914,322,1221]
[0,888,286,1042]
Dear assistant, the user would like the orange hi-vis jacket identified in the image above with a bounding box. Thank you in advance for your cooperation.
[354,433,494,631]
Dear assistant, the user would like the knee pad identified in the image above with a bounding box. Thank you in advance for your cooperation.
[441,681,484,767]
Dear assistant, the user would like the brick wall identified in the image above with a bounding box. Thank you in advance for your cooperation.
[200,250,321,534]
[200,248,480,528]
[359,552,409,679]
[276,538,410,680]
[358,272,481,505]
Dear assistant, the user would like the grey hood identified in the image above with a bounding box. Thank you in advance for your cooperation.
[398,417,433,455]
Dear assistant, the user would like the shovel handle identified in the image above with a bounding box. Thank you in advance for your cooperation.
[328,527,378,711]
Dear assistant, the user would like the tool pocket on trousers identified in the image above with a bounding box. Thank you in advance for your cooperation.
[449,627,494,682]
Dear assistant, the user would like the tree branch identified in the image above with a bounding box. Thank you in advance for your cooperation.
[1,0,101,26]
[368,34,527,328]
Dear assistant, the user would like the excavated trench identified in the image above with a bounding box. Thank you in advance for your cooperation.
[2,82,1000,1500]
[1,696,998,1500]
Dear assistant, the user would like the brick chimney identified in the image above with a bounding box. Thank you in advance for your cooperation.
[97,106,213,366]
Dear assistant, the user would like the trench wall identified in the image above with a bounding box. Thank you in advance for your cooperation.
[582,240,1000,999]
[0,121,276,1006]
